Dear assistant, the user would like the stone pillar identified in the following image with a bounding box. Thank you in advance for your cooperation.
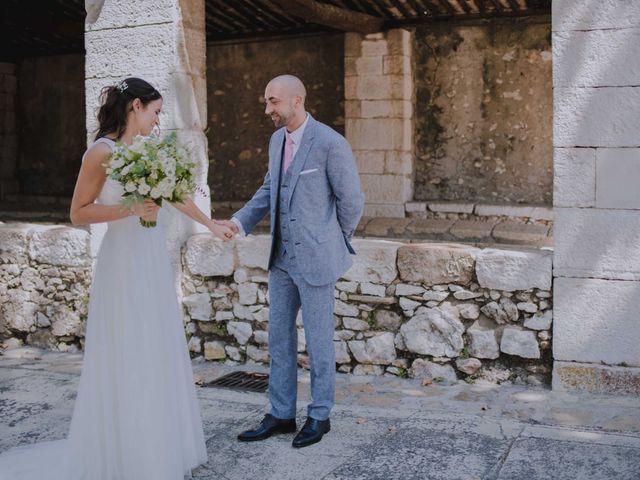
[552,1,640,394]
[345,29,414,218]
[84,0,209,275]
[0,63,18,198]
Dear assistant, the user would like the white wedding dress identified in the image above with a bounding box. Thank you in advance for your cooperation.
[0,137,207,479]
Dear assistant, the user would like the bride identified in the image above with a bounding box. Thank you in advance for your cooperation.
[0,77,234,479]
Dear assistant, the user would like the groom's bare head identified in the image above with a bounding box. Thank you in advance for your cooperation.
[264,75,307,131]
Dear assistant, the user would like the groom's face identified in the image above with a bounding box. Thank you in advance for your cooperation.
[264,84,295,129]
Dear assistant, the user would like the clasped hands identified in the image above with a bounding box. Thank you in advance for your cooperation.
[207,219,240,242]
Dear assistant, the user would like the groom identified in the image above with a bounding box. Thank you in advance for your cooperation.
[220,75,364,448]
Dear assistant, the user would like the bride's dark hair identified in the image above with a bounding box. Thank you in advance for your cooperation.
[94,77,162,141]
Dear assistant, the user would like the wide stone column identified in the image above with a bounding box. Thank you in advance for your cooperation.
[84,0,209,275]
[552,1,640,394]
[345,29,414,218]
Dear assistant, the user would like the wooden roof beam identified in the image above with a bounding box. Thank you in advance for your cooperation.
[269,0,384,34]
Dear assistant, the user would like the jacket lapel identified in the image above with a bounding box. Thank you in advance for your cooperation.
[269,128,285,227]
[287,115,316,210]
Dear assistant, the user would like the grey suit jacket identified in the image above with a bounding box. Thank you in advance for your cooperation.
[233,114,365,286]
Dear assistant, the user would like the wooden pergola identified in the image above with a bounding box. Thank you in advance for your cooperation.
[0,0,550,59]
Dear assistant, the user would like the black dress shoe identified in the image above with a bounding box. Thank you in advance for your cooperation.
[237,414,297,442]
[292,417,331,448]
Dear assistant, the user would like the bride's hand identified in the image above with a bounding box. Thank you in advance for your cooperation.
[208,221,235,242]
[130,199,160,220]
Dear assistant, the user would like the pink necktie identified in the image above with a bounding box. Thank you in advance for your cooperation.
[283,135,294,173]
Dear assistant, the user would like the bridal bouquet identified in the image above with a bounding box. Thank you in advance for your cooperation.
[106,132,196,228]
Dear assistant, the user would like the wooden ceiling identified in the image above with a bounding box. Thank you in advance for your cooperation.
[0,0,550,60]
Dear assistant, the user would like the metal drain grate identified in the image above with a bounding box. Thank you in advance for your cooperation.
[204,371,269,393]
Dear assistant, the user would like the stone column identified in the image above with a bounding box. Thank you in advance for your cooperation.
[84,0,209,276]
[552,1,640,394]
[345,29,414,218]
[0,63,18,199]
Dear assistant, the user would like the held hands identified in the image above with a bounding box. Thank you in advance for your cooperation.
[208,219,236,242]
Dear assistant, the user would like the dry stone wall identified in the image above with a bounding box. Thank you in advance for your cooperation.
[0,223,553,385]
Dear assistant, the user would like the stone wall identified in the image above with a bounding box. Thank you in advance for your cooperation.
[1,222,554,386]
[206,33,345,201]
[414,21,552,205]
[552,1,640,395]
[17,55,86,196]
[0,224,91,351]
[0,63,18,197]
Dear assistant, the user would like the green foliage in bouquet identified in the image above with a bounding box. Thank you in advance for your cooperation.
[105,132,196,227]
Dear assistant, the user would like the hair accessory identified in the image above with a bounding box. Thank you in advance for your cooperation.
[116,80,129,93]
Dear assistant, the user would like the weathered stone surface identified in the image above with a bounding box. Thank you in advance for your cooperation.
[0,224,31,262]
[335,341,351,364]
[524,310,553,331]
[204,340,226,360]
[336,281,358,293]
[246,345,269,363]
[343,317,370,331]
[29,227,90,267]
[423,290,449,302]
[468,327,500,360]
[456,358,482,375]
[50,307,82,337]
[476,248,552,291]
[554,147,596,208]
[500,327,540,359]
[183,293,212,321]
[187,336,202,353]
[373,310,402,331]
[335,299,360,317]
[343,239,401,283]
[184,234,235,276]
[480,298,519,324]
[408,359,458,385]
[553,361,640,396]
[397,243,478,286]
[348,332,396,365]
[1,290,37,332]
[360,282,386,297]
[399,297,421,311]
[237,282,258,305]
[395,284,425,296]
[400,305,464,357]
[236,235,271,271]
[458,303,480,320]
[554,277,640,366]
[227,321,252,345]
[253,330,268,345]
[517,302,538,313]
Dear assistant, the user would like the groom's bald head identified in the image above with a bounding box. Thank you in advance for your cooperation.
[264,74,307,130]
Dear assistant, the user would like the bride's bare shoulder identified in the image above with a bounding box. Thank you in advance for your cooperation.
[83,142,112,169]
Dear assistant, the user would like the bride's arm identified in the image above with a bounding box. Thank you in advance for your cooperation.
[169,197,234,240]
[70,144,158,225]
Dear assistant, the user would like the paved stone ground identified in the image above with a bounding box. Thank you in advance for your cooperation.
[1,348,639,480]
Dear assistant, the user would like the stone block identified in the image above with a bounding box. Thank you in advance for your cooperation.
[596,148,640,209]
[1,289,36,332]
[86,0,176,30]
[554,277,640,367]
[500,327,540,359]
[408,358,457,385]
[360,100,412,119]
[524,310,553,331]
[467,327,500,360]
[554,148,596,207]
[406,219,455,238]
[552,0,640,32]
[346,118,412,150]
[29,227,90,267]
[554,86,640,147]
[474,204,554,221]
[236,235,271,271]
[360,174,413,204]
[363,217,411,237]
[450,220,494,240]
[343,239,401,283]
[429,202,475,214]
[383,55,410,75]
[353,150,384,174]
[476,248,552,291]
[553,361,640,396]
[405,202,427,213]
[204,340,226,360]
[348,332,396,365]
[227,321,252,345]
[0,224,32,262]
[344,32,363,57]
[360,39,388,57]
[553,28,640,88]
[554,208,640,280]
[397,243,478,286]
[492,222,550,245]
[344,99,360,117]
[183,293,212,321]
[362,203,406,218]
[400,305,465,357]
[184,233,235,276]
[355,56,383,75]
[384,151,413,175]
[386,29,411,56]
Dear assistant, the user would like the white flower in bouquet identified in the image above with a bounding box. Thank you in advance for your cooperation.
[105,132,198,228]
